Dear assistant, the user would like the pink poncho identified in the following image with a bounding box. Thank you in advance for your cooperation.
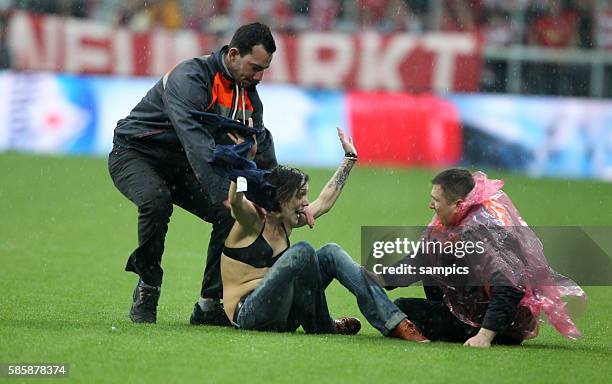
[425,171,586,340]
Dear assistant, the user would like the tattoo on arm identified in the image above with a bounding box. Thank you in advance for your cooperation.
[330,160,355,190]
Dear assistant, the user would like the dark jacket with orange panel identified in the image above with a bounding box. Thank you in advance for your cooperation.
[113,45,277,203]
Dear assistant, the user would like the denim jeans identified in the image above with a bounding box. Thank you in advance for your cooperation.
[235,241,406,335]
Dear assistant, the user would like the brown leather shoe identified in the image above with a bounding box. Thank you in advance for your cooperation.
[390,319,430,342]
[334,317,361,335]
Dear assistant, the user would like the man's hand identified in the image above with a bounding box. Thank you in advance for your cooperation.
[464,328,496,348]
[296,205,315,229]
[227,131,245,144]
[227,118,254,144]
[227,118,256,160]
[304,206,315,228]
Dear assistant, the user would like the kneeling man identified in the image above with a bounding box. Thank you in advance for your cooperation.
[384,168,585,347]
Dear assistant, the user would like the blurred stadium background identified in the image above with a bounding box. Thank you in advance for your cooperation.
[1,1,612,383]
[0,0,612,177]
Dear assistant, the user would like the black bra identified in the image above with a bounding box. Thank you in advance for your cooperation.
[223,221,290,268]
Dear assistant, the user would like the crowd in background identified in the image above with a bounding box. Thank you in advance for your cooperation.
[3,0,610,48]
[1,0,611,97]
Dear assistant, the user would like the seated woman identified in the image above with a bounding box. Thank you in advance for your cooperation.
[220,128,427,341]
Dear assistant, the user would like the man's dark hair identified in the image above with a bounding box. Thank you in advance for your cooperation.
[229,23,276,56]
[431,168,475,203]
[266,165,309,211]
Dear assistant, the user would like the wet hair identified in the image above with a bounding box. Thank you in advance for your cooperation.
[431,168,475,203]
[266,165,309,211]
[229,22,276,56]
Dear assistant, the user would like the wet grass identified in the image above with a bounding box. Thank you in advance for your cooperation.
[1,153,611,383]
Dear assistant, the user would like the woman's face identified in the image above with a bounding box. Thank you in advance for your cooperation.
[280,182,310,226]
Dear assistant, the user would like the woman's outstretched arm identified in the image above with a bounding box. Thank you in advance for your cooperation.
[296,128,357,227]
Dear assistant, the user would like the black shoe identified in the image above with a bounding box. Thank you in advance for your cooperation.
[189,301,232,326]
[334,317,361,335]
[129,284,160,324]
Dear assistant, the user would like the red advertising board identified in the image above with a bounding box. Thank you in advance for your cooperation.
[7,12,482,93]
[347,92,462,166]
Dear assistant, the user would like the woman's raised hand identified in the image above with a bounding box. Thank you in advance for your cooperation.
[337,127,357,158]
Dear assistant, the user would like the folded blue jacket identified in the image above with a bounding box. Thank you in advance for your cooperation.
[210,138,278,211]
[191,110,259,138]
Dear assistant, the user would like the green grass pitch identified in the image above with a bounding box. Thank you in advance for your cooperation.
[1,153,611,383]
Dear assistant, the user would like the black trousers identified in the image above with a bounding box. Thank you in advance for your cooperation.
[108,146,234,299]
[393,297,522,345]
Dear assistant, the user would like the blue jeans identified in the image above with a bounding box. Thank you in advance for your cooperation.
[235,241,406,335]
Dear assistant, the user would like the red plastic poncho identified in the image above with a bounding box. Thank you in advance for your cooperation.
[425,171,586,340]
